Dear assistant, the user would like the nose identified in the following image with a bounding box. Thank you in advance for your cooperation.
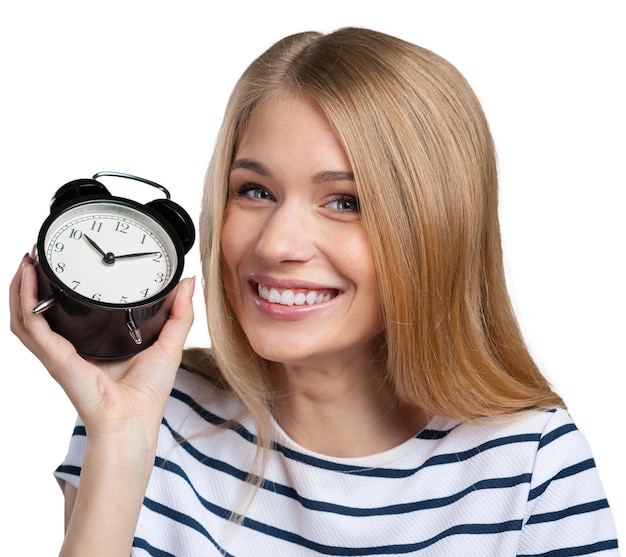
[254,202,316,264]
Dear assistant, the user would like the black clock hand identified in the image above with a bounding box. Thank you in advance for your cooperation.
[115,251,162,259]
[83,234,107,257]
[84,234,116,265]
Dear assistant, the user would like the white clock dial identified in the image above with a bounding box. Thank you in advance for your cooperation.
[42,201,179,305]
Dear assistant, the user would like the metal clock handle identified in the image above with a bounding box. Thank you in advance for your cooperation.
[92,171,172,200]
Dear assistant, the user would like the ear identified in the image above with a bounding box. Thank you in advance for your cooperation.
[146,199,196,254]
[49,179,111,213]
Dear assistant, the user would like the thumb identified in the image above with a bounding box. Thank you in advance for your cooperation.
[156,276,196,356]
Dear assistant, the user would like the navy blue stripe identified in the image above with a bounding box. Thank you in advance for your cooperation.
[73,425,86,436]
[132,536,176,557]
[416,424,458,440]
[526,499,610,525]
[145,465,523,557]
[54,464,81,478]
[157,428,532,517]
[170,388,249,433]
[169,388,542,478]
[237,516,523,555]
[161,418,250,482]
[142,496,235,557]
[538,423,578,450]
[274,431,538,478]
[517,539,619,557]
[528,459,596,501]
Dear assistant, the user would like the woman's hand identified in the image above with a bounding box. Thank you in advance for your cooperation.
[11,251,196,555]
[9,251,195,441]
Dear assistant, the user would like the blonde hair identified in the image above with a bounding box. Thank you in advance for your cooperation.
[186,27,563,445]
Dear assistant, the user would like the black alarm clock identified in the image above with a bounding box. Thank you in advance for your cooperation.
[32,171,195,359]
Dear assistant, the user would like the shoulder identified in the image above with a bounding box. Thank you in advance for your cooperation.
[416,408,593,488]
[162,365,247,435]
[424,407,579,458]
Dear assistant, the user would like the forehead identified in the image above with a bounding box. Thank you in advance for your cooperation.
[234,94,350,171]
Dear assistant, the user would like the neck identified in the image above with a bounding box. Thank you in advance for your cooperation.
[268,358,427,458]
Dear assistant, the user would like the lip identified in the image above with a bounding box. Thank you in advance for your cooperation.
[247,275,341,319]
[249,273,340,292]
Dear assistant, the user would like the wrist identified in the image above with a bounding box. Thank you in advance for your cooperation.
[61,425,159,556]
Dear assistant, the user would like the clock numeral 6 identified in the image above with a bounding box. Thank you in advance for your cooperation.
[92,293,102,301]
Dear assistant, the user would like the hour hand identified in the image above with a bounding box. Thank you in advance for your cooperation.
[83,234,107,257]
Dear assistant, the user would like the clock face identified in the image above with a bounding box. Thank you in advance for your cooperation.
[40,200,180,306]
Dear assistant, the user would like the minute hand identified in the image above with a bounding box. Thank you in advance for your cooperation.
[115,251,162,259]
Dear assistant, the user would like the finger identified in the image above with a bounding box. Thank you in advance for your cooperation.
[10,256,87,392]
[10,253,75,373]
[152,277,195,364]
[18,259,82,370]
[9,253,32,332]
[117,277,196,407]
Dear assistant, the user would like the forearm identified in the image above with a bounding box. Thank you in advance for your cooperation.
[60,426,158,557]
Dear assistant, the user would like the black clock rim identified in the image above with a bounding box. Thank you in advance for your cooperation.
[36,196,186,310]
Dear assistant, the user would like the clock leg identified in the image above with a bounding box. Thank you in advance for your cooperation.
[125,310,143,345]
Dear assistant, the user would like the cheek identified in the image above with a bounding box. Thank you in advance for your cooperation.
[220,208,261,310]
[337,229,376,280]
[342,231,381,321]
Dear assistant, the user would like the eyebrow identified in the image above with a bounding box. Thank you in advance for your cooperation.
[230,158,270,176]
[230,158,354,183]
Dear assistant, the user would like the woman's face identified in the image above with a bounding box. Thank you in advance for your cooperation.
[221,94,383,370]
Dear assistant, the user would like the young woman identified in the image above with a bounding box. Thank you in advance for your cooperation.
[10,27,619,556]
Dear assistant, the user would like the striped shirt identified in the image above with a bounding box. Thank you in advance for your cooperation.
[55,366,620,556]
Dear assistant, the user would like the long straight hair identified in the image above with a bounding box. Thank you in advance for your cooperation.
[186,27,564,447]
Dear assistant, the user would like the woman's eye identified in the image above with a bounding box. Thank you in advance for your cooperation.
[235,184,273,200]
[325,195,360,212]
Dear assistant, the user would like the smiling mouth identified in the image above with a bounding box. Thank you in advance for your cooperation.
[256,283,339,306]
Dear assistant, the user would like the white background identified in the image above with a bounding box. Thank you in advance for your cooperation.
[1,0,623,549]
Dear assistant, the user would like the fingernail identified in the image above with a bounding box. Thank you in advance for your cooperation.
[189,276,196,299]
[30,244,37,259]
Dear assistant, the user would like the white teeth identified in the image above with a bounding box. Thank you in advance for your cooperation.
[268,288,281,303]
[280,290,295,306]
[257,284,333,306]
